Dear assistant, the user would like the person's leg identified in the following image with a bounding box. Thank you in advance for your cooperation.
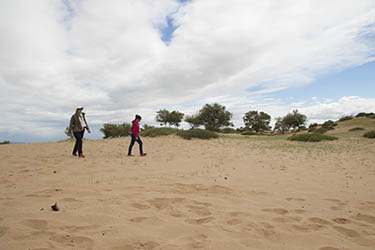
[136,136,143,155]
[73,132,81,155]
[79,130,85,156]
[128,134,136,155]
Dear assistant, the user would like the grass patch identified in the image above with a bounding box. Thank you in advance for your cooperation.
[241,131,257,136]
[348,127,364,132]
[141,127,179,137]
[0,141,10,145]
[312,127,329,134]
[288,133,338,142]
[338,116,353,122]
[363,130,375,139]
[177,129,218,140]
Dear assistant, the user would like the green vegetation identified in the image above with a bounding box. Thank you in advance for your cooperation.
[141,127,179,137]
[288,133,338,142]
[100,123,131,139]
[155,109,184,127]
[221,127,239,134]
[176,129,218,140]
[0,141,10,145]
[348,127,364,131]
[338,116,353,122]
[363,130,375,139]
[243,110,271,132]
[241,131,257,136]
[274,110,307,133]
[356,112,375,118]
[312,127,329,134]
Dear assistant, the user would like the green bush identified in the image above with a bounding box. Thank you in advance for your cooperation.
[338,116,353,122]
[176,129,218,140]
[100,123,131,139]
[322,120,337,129]
[241,131,257,136]
[0,141,10,145]
[363,130,375,139]
[356,112,375,118]
[348,127,364,131]
[141,127,179,137]
[288,134,338,142]
[312,127,328,134]
[221,127,238,134]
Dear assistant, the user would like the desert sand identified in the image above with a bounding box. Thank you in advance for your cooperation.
[0,134,374,250]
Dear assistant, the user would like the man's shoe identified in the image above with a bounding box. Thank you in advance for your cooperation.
[79,154,85,158]
[127,154,134,157]
[140,153,147,157]
[73,152,77,156]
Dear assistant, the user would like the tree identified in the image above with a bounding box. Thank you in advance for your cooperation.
[155,109,184,127]
[100,123,131,139]
[282,110,307,131]
[168,111,185,127]
[185,114,203,129]
[197,103,233,131]
[155,109,169,126]
[274,117,288,133]
[243,110,271,132]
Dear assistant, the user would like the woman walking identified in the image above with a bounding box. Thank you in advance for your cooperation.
[68,107,91,158]
[128,114,147,156]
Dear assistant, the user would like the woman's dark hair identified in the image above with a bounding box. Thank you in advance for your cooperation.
[135,114,142,120]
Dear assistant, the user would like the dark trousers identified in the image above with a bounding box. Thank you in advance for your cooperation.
[73,130,85,155]
[128,133,143,155]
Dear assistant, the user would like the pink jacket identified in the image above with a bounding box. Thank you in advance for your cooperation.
[131,120,140,137]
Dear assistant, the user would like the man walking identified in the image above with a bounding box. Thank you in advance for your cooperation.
[68,107,91,158]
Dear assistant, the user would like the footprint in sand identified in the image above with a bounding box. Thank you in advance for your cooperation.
[292,223,325,232]
[333,226,360,238]
[22,219,49,231]
[186,217,214,225]
[332,218,351,224]
[0,226,9,238]
[319,247,340,250]
[351,213,375,224]
[262,208,289,215]
[49,234,94,250]
[131,203,151,210]
[113,241,160,250]
[286,197,305,202]
[308,217,333,225]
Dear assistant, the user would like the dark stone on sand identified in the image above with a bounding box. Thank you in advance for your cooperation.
[51,203,59,211]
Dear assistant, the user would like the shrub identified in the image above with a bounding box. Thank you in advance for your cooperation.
[363,130,375,139]
[141,127,179,137]
[288,134,338,142]
[338,116,353,122]
[0,141,10,145]
[356,112,375,117]
[322,120,337,129]
[221,127,238,134]
[312,127,328,134]
[100,123,131,139]
[241,131,257,135]
[348,127,364,131]
[177,129,218,140]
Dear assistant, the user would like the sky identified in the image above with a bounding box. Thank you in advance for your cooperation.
[0,0,374,142]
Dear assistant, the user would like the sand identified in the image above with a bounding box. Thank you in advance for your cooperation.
[0,135,374,250]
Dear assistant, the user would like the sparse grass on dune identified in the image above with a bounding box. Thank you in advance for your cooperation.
[363,130,375,139]
[288,134,338,142]
[177,129,218,140]
[141,127,180,137]
[348,127,364,131]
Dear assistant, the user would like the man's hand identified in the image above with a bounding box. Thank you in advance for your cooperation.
[88,129,91,134]
[68,133,72,137]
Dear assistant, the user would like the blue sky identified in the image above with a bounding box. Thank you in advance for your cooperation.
[270,62,375,102]
[0,0,374,143]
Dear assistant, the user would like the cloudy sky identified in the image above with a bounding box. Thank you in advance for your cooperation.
[0,0,374,142]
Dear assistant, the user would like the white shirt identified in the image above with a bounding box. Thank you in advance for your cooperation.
[79,114,87,129]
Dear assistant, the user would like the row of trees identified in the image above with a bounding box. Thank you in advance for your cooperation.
[155,103,307,133]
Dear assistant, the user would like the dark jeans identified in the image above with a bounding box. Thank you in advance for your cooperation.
[73,130,85,155]
[128,133,143,155]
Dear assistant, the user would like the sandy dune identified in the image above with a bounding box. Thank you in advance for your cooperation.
[0,135,374,250]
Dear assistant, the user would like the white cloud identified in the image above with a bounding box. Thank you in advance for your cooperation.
[0,0,374,141]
